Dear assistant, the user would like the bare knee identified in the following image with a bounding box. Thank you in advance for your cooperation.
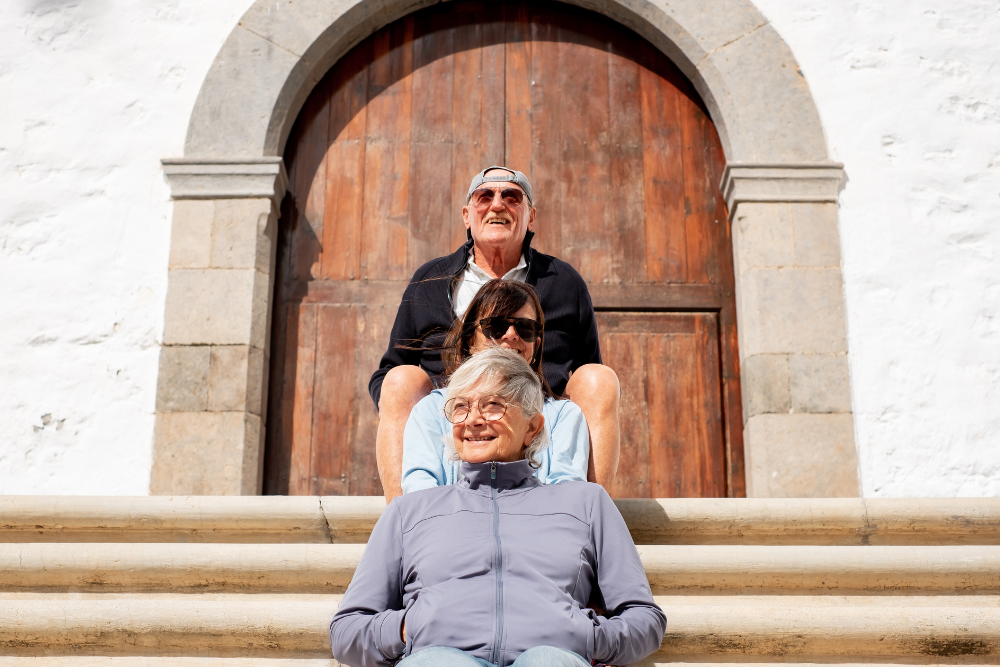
[379,366,433,414]
[566,364,620,406]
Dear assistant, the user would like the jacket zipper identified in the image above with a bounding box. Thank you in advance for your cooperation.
[490,461,505,666]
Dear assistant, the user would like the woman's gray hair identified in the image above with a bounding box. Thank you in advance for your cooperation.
[444,346,550,467]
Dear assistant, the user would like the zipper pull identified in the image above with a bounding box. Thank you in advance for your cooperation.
[490,461,497,480]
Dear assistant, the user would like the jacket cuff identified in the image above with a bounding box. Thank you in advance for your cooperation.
[591,616,612,664]
[376,608,407,660]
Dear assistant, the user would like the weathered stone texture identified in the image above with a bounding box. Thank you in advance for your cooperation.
[746,413,859,498]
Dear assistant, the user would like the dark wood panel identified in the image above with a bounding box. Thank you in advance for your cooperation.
[267,0,745,498]
[598,312,727,498]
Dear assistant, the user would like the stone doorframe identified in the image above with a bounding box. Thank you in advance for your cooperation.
[152,0,859,497]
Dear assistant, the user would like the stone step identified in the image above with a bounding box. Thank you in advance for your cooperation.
[2,543,999,594]
[3,497,1000,545]
[2,597,998,658]
[0,662,995,667]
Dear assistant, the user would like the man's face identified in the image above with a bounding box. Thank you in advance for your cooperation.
[462,172,536,251]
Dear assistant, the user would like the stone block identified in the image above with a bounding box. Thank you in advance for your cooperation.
[732,202,795,274]
[184,26,301,158]
[745,413,859,498]
[741,354,790,419]
[155,346,210,412]
[168,200,213,269]
[162,269,257,345]
[150,412,260,495]
[735,267,848,356]
[793,203,842,267]
[208,346,249,413]
[206,345,267,415]
[790,354,852,414]
[251,268,274,350]
[243,413,265,495]
[211,199,273,270]
[699,23,828,164]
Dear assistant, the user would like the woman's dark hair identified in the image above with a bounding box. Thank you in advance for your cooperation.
[442,280,553,397]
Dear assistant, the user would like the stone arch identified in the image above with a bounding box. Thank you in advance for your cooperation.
[154,0,858,498]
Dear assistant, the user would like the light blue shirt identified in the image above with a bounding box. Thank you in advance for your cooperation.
[401,389,590,493]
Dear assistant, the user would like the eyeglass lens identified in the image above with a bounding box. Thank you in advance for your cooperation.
[471,187,525,209]
[480,317,541,343]
[445,396,508,424]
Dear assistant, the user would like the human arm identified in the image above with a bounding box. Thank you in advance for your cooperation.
[541,400,590,484]
[401,393,450,493]
[329,503,408,667]
[589,489,667,665]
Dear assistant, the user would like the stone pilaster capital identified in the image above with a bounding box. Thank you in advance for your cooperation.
[162,158,288,207]
[721,163,846,215]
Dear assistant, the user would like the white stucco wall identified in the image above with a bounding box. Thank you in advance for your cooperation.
[752,0,1000,496]
[1,0,997,495]
[0,0,251,493]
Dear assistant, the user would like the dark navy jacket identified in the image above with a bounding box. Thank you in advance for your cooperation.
[329,460,666,667]
[368,233,601,407]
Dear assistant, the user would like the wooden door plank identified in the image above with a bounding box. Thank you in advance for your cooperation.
[640,45,687,283]
[694,313,727,497]
[348,302,389,496]
[321,43,369,281]
[288,76,331,282]
[608,42,646,284]
[504,2,532,176]
[679,98,721,286]
[311,305,357,495]
[362,19,414,281]
[287,304,318,496]
[600,327,650,498]
[554,23,613,283]
[525,6,562,257]
[409,17,457,271]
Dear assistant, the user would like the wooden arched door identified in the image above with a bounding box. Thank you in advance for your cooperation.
[264,0,745,498]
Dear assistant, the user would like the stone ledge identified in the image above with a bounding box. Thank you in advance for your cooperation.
[1,598,998,657]
[162,159,288,206]
[2,497,999,546]
[721,163,846,215]
[2,543,998,594]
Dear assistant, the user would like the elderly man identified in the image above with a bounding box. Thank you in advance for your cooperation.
[370,166,620,501]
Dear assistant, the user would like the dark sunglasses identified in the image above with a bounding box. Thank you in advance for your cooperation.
[478,316,542,343]
[470,187,527,209]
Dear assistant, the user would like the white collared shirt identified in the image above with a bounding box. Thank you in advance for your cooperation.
[452,249,528,318]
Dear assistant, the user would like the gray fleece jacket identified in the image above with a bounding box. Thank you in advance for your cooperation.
[329,460,666,667]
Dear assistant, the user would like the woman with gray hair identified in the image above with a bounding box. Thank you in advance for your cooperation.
[330,347,666,667]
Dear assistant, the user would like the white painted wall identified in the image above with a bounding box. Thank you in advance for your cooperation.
[1,0,997,495]
[0,0,252,493]
[753,0,1000,496]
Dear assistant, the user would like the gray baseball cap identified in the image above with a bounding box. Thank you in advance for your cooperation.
[467,166,533,205]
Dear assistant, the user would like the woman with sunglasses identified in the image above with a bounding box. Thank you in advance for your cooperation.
[400,279,590,492]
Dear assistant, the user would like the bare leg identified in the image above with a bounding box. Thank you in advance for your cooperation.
[563,364,620,492]
[376,365,433,502]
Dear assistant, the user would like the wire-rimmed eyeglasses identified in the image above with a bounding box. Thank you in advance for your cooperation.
[444,395,508,424]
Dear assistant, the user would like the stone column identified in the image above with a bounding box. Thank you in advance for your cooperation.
[722,164,859,498]
[151,159,287,495]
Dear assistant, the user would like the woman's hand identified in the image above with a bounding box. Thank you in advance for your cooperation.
[401,619,406,643]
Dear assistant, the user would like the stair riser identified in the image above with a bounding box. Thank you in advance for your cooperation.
[2,545,998,594]
[2,601,998,658]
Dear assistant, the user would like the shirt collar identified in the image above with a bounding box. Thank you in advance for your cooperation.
[467,249,527,281]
